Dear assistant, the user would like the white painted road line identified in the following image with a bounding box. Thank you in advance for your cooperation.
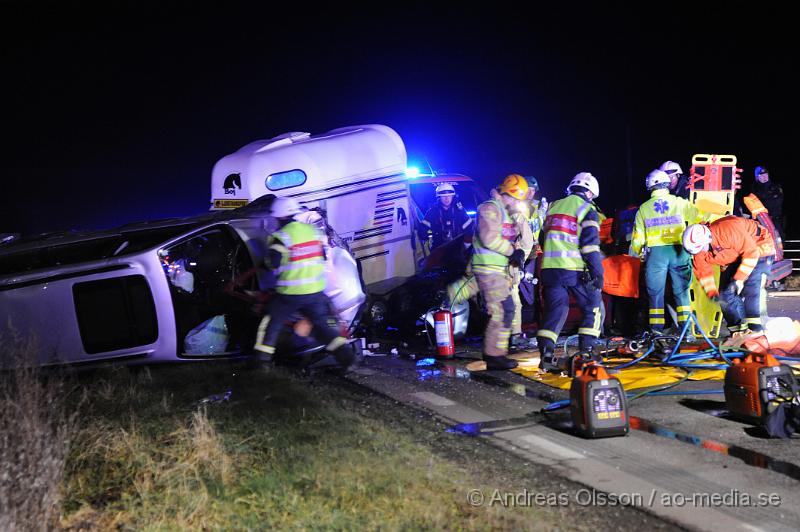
[518,434,587,460]
[409,391,457,406]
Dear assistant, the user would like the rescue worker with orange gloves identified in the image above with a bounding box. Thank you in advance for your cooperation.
[682,216,776,340]
[253,197,355,369]
[631,169,704,332]
[538,172,605,372]
[467,174,530,370]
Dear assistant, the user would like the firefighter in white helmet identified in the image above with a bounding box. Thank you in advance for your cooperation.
[631,169,704,332]
[537,172,604,372]
[253,196,354,370]
[683,217,776,341]
[659,160,690,199]
[419,182,473,251]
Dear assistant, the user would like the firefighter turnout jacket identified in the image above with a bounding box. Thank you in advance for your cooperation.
[472,197,516,275]
[541,194,603,279]
[420,202,472,249]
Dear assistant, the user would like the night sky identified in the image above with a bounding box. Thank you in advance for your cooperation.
[1,3,794,236]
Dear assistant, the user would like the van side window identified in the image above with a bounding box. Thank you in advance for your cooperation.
[266,169,307,191]
[73,275,158,354]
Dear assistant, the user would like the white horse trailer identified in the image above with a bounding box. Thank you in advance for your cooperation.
[211,124,485,300]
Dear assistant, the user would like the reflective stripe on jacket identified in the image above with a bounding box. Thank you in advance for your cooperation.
[631,188,703,255]
[541,194,600,271]
[269,221,326,295]
[692,216,775,296]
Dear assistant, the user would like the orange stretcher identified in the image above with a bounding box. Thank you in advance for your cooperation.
[688,153,742,220]
[688,154,742,337]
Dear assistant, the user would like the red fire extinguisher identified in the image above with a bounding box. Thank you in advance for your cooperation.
[433,309,455,358]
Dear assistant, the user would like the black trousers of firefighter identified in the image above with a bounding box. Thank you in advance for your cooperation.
[254,292,352,367]
[537,269,603,353]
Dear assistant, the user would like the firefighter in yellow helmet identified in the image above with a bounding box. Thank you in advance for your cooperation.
[470,174,531,370]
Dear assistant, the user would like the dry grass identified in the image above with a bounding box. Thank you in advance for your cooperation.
[56,364,550,530]
[0,332,81,531]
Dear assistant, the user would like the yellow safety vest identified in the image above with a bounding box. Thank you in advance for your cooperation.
[269,221,326,295]
[541,195,597,271]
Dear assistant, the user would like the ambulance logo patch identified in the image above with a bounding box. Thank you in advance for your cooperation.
[654,199,669,214]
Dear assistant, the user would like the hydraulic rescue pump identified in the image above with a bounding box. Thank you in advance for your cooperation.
[570,362,629,438]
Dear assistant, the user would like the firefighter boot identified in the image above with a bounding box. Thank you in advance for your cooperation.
[538,338,564,372]
[483,354,519,370]
[539,352,567,373]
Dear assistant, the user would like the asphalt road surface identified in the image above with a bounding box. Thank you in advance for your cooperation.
[346,291,800,532]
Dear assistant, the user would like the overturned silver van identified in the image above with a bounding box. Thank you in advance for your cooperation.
[0,202,364,368]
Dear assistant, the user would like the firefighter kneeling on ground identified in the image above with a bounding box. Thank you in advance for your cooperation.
[468,174,531,370]
[682,216,776,346]
[538,172,604,372]
[253,197,355,370]
[631,169,704,333]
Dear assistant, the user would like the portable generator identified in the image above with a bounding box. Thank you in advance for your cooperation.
[570,363,629,438]
[724,353,799,423]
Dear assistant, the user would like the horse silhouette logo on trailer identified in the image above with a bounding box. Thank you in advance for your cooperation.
[223,173,242,195]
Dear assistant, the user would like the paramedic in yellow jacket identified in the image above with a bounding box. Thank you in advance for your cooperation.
[471,174,529,370]
[630,169,704,332]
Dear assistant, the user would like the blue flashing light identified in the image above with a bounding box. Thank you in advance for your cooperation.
[415,357,437,367]
[405,166,421,178]
[466,210,477,216]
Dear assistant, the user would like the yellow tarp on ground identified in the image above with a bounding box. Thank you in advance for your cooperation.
[508,352,726,391]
